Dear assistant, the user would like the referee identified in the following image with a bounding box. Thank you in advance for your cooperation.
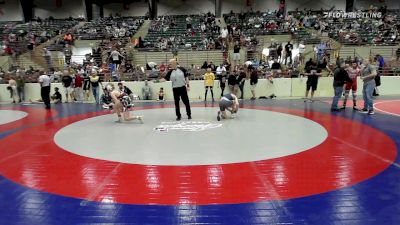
[164,59,192,121]
[38,72,51,109]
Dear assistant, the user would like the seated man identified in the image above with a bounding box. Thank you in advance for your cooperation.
[217,93,239,121]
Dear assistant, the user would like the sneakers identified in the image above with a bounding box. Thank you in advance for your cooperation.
[250,97,256,100]
[188,115,192,120]
[353,106,359,111]
[331,108,341,112]
[176,117,181,121]
[217,111,221,121]
[368,110,375,115]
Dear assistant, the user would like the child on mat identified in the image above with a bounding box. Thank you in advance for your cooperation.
[158,87,165,101]
[217,93,239,121]
[51,87,62,104]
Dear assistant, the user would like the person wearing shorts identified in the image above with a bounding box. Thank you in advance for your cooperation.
[61,72,74,103]
[217,93,239,121]
[232,42,241,67]
[304,59,321,102]
[343,61,361,109]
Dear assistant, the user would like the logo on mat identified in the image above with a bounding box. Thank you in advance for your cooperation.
[154,121,222,132]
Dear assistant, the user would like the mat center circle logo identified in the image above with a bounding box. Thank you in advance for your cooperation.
[154,121,222,132]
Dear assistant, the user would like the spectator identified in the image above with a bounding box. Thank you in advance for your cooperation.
[158,87,165,101]
[15,73,25,103]
[228,71,237,94]
[163,59,191,121]
[64,32,73,45]
[233,42,241,67]
[204,68,215,102]
[298,42,306,64]
[236,68,246,99]
[216,64,226,76]
[64,44,73,66]
[221,27,228,45]
[7,77,17,103]
[396,48,400,61]
[277,44,283,62]
[43,48,52,69]
[219,72,227,97]
[250,67,259,100]
[110,48,124,70]
[142,80,152,100]
[304,58,321,101]
[201,61,209,69]
[89,71,100,104]
[51,87,62,104]
[101,86,113,109]
[61,71,74,103]
[331,62,352,111]
[74,73,83,102]
[284,41,293,65]
[83,73,91,101]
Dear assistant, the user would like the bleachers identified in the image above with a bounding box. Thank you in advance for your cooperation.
[143,14,220,50]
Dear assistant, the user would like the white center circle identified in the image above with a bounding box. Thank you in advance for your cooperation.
[0,110,28,125]
[54,108,328,166]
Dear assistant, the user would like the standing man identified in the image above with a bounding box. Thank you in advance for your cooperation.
[233,41,241,68]
[164,59,191,121]
[142,80,152,100]
[250,67,258,100]
[284,41,293,65]
[331,62,352,111]
[64,44,73,66]
[61,71,74,103]
[43,48,52,69]
[74,73,83,102]
[90,71,101,104]
[16,72,25,103]
[304,58,321,102]
[38,72,51,109]
[360,59,377,115]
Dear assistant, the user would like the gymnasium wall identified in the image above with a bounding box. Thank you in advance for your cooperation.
[1,77,399,102]
[33,0,85,19]
[0,0,23,22]
[103,2,149,17]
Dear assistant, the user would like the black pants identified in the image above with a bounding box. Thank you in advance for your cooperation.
[41,86,51,108]
[173,86,191,118]
[239,84,244,99]
[220,85,225,96]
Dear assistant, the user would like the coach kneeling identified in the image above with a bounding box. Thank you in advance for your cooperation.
[164,59,192,121]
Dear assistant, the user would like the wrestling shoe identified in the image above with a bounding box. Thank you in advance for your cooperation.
[217,111,221,121]
[353,106,359,111]
[137,116,144,123]
[188,115,192,120]
[176,117,181,121]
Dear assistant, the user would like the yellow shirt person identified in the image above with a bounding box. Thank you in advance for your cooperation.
[204,68,215,87]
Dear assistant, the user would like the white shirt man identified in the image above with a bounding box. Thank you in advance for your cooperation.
[216,65,226,75]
